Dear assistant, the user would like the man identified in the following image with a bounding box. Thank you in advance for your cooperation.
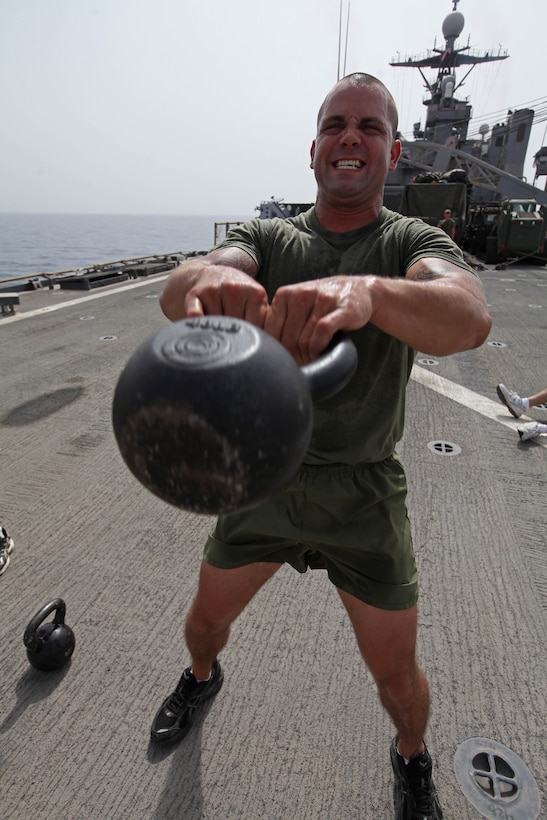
[437,208,456,240]
[153,73,491,819]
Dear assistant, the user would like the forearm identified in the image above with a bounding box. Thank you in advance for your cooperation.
[159,248,267,325]
[367,272,491,356]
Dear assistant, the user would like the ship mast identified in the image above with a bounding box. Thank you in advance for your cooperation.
[390,0,508,145]
[337,0,351,81]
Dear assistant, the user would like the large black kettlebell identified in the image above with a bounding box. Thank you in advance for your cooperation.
[112,316,358,514]
[24,598,75,671]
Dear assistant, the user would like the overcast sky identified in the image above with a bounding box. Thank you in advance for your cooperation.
[1,0,545,216]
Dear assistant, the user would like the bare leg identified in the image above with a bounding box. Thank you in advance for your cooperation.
[186,560,282,680]
[528,387,547,408]
[338,590,429,760]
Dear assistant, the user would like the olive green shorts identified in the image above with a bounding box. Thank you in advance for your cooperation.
[204,454,418,611]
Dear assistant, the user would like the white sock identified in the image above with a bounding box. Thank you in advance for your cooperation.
[523,398,530,409]
[191,668,211,683]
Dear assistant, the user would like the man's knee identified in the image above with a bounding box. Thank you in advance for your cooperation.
[185,593,231,639]
[186,559,281,638]
[374,661,429,708]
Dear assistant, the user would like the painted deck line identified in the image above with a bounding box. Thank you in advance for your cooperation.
[2,283,545,446]
[0,273,171,324]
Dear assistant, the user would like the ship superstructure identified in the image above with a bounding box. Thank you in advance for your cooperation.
[385,0,547,208]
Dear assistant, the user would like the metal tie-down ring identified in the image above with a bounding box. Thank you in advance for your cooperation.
[454,737,541,818]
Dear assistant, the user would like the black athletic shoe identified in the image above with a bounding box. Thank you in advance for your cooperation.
[150,659,224,743]
[390,737,444,819]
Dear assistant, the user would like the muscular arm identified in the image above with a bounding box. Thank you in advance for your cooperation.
[161,247,491,363]
[159,247,268,326]
[367,257,491,355]
[265,257,491,361]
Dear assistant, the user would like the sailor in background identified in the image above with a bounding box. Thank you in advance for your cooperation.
[437,208,456,240]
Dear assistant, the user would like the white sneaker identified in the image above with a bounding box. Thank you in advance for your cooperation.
[496,384,527,418]
[0,526,14,576]
[517,422,543,441]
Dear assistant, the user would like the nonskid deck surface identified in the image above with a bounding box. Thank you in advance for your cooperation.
[0,266,545,819]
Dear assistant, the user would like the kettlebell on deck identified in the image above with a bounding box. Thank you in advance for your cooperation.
[112,316,358,515]
[24,598,75,671]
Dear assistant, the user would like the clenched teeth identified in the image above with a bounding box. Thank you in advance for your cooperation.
[335,160,364,169]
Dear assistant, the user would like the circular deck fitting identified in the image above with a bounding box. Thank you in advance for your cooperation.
[417,358,439,366]
[99,335,118,341]
[427,440,461,456]
[487,341,507,348]
[454,738,541,819]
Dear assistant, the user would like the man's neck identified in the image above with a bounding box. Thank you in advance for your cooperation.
[314,198,383,232]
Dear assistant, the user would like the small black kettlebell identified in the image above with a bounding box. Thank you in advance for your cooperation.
[24,598,75,671]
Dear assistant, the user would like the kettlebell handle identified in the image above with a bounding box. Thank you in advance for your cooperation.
[301,333,358,402]
[24,598,66,651]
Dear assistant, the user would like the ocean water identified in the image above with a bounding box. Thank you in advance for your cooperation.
[0,212,252,281]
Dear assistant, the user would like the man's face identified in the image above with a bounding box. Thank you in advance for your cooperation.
[310,83,401,211]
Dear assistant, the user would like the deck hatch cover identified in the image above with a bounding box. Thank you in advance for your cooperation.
[427,441,461,456]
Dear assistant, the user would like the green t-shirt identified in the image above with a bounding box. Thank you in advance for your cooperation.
[438,217,456,236]
[215,206,473,465]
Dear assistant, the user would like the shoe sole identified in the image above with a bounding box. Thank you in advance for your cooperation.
[0,538,13,576]
[0,554,10,576]
[496,385,521,417]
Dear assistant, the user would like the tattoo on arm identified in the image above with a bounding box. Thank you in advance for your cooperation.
[408,259,477,283]
[409,264,448,282]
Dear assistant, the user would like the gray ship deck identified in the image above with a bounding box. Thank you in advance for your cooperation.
[1,264,545,819]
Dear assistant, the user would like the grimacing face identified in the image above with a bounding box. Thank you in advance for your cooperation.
[310,82,401,210]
